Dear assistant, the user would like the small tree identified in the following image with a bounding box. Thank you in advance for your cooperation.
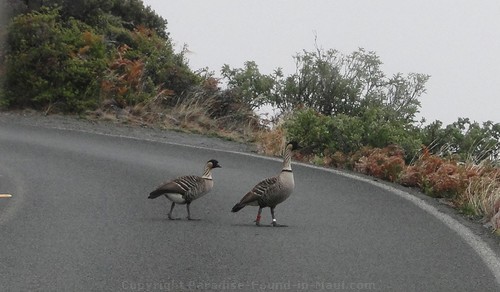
[221,61,277,110]
[222,47,429,123]
[270,48,429,122]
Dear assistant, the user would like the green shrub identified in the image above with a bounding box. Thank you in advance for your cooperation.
[329,114,364,153]
[285,107,420,161]
[99,26,201,108]
[284,108,331,154]
[2,6,200,113]
[3,7,106,112]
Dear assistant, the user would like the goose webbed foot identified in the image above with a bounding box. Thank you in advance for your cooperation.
[168,215,181,220]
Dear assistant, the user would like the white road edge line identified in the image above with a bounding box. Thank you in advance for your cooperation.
[43,125,500,286]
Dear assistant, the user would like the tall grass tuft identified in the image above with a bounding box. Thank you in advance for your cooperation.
[462,164,500,228]
[255,125,286,156]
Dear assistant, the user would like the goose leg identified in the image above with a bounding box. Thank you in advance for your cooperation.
[186,202,200,221]
[271,207,287,227]
[255,207,263,226]
[168,202,180,220]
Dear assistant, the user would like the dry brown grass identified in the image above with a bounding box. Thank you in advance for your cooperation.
[255,125,286,156]
[462,165,500,228]
[88,93,261,143]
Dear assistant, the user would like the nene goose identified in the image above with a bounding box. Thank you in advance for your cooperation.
[148,159,221,220]
[231,141,300,227]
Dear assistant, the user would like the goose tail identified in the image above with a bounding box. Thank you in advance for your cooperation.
[148,189,164,199]
[231,203,246,213]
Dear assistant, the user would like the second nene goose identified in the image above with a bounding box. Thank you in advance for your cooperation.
[148,159,221,220]
[231,141,300,227]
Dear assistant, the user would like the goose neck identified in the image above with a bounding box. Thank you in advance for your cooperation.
[282,147,292,171]
[202,166,213,179]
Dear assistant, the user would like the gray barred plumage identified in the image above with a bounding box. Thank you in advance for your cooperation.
[149,159,221,220]
[231,141,300,227]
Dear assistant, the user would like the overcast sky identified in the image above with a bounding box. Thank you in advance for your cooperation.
[142,0,499,125]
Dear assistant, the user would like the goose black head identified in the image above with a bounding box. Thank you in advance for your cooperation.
[207,159,221,168]
[287,141,301,151]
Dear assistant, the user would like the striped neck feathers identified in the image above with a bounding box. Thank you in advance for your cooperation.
[282,144,293,172]
[202,166,213,180]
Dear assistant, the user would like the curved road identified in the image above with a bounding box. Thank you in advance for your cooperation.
[1,120,500,291]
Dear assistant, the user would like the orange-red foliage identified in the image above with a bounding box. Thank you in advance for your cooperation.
[399,148,465,197]
[326,151,348,168]
[426,162,462,197]
[101,45,145,103]
[353,145,405,182]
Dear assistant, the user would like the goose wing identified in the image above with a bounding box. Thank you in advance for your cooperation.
[149,175,201,198]
[239,176,279,205]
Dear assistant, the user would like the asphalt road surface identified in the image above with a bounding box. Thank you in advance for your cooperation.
[1,119,500,291]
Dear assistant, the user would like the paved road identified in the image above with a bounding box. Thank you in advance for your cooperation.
[1,121,500,291]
